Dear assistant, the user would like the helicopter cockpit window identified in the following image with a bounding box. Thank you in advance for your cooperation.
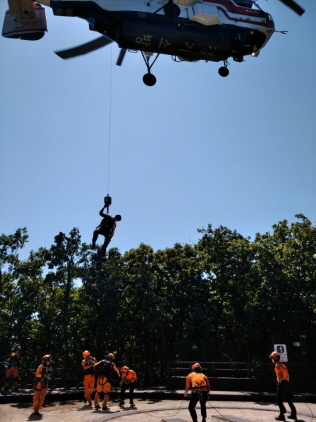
[234,0,254,8]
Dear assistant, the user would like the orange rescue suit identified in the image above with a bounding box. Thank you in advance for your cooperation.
[185,372,210,392]
[274,362,290,382]
[33,364,49,413]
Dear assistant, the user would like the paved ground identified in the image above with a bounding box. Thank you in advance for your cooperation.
[0,398,315,422]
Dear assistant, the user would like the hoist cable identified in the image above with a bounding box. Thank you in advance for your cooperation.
[107,45,113,195]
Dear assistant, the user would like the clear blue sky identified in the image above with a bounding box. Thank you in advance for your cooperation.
[1,0,315,261]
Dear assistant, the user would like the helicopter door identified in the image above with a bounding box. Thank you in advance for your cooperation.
[188,4,221,26]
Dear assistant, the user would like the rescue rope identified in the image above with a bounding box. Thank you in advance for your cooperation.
[147,397,184,419]
[205,395,232,421]
[303,402,315,422]
[106,45,113,194]
[205,395,315,422]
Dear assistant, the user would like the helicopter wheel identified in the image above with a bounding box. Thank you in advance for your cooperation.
[143,73,157,86]
[218,66,229,77]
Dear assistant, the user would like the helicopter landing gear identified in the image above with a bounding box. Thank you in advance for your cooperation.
[233,53,243,62]
[218,60,229,77]
[143,73,156,86]
[163,0,181,20]
[141,51,160,86]
[153,0,180,20]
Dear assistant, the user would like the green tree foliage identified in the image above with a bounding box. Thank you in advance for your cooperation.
[0,215,315,383]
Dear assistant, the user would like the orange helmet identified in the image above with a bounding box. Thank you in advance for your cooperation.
[82,350,90,356]
[108,353,115,360]
[121,366,129,372]
[42,354,53,362]
[191,363,201,370]
[269,351,280,359]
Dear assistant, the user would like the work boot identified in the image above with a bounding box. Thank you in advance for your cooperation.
[275,415,286,421]
[102,406,108,411]
[288,415,297,420]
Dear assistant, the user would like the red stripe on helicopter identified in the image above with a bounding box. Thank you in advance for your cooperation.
[217,6,274,28]
[203,0,269,18]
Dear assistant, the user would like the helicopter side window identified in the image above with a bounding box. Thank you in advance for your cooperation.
[233,0,253,8]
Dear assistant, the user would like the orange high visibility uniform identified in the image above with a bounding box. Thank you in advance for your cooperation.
[94,361,120,407]
[274,363,290,382]
[185,372,210,392]
[33,364,49,413]
[4,351,22,388]
[94,376,112,407]
[5,367,19,383]
[121,369,137,384]
[81,356,96,404]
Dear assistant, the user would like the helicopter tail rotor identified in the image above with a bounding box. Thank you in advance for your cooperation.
[278,0,305,16]
[55,36,113,59]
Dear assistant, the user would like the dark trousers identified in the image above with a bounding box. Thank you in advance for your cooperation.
[92,230,111,254]
[120,383,135,404]
[276,381,296,416]
[188,391,208,422]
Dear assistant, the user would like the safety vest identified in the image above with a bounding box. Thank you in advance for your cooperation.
[122,369,137,383]
[185,372,210,391]
[34,364,49,390]
[274,363,290,382]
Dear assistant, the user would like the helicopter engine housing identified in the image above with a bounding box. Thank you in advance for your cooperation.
[2,2,47,40]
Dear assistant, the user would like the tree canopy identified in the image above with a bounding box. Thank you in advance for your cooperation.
[1,215,315,383]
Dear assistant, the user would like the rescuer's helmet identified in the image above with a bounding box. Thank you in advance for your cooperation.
[269,351,280,361]
[191,363,202,372]
[82,350,90,357]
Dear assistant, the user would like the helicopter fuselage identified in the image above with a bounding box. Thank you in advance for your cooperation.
[50,0,275,62]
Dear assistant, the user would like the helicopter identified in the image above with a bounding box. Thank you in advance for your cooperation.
[2,0,305,86]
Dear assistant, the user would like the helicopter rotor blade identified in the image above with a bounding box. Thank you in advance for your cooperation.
[116,48,127,66]
[278,0,305,15]
[55,36,113,59]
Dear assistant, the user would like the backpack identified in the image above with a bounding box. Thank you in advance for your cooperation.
[94,359,113,379]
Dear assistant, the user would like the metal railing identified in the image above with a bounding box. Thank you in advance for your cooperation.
[166,361,316,380]
[2,361,315,390]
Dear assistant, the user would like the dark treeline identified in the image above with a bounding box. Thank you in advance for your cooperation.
[1,214,315,384]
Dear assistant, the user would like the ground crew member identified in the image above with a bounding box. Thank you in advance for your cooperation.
[92,206,121,255]
[93,353,120,410]
[32,355,53,416]
[119,366,137,407]
[81,350,96,406]
[3,344,22,391]
[184,363,210,422]
[269,351,297,421]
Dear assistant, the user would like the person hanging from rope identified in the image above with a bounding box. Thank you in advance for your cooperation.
[184,363,210,422]
[91,205,121,255]
[269,351,297,421]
